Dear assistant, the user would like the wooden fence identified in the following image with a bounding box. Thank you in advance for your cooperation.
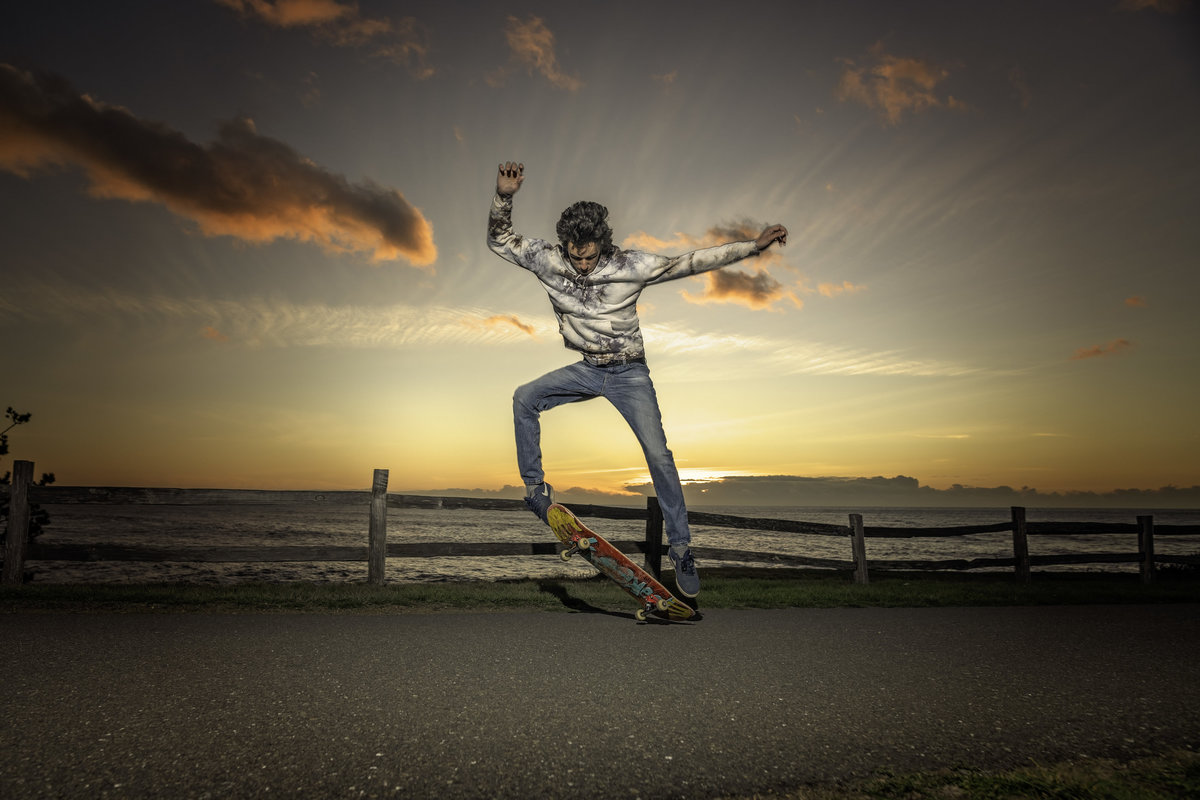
[3,462,1198,586]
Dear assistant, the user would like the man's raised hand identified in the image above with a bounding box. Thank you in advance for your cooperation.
[497,161,525,196]
[755,224,788,251]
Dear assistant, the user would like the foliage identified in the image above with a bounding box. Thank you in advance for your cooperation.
[1,406,55,549]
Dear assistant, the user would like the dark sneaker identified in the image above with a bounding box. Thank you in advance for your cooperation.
[669,544,700,597]
[524,482,554,524]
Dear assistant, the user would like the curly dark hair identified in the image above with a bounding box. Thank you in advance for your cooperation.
[555,201,615,256]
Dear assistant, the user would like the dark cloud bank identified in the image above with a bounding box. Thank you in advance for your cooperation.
[411,475,1200,510]
[0,63,436,265]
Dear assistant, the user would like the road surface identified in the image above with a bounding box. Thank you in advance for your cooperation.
[2,604,1198,798]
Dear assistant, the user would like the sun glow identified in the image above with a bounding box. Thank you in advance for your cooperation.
[626,468,758,487]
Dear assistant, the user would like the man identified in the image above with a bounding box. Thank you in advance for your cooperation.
[487,161,787,597]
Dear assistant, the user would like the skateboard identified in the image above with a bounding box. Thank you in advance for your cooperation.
[547,503,695,621]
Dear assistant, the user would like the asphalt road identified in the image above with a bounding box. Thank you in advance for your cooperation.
[2,604,1198,799]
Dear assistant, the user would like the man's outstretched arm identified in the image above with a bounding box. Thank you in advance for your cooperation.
[645,223,790,284]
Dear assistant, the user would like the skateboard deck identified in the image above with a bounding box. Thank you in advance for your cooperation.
[547,503,695,621]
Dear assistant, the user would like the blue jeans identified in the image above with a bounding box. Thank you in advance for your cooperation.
[513,360,691,546]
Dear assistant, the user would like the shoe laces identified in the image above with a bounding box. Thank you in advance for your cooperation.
[673,548,696,575]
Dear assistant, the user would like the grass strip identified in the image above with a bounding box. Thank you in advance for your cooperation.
[1,569,1197,613]
[737,749,1200,799]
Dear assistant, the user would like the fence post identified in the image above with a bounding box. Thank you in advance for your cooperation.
[643,496,664,578]
[2,460,34,585]
[1011,506,1030,584]
[1137,515,1155,585]
[368,468,389,585]
[849,513,868,585]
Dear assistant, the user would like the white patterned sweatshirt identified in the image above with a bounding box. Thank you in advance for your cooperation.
[487,193,761,365]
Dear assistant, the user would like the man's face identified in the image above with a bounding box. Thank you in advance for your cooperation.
[567,241,601,274]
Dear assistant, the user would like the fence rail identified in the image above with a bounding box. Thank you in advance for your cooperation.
[3,461,1198,586]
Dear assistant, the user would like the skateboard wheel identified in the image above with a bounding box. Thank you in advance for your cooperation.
[655,597,669,611]
[577,537,591,551]
[635,608,648,621]
[559,548,573,562]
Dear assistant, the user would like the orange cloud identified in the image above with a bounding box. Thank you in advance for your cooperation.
[1117,0,1187,12]
[817,280,867,297]
[490,16,583,91]
[201,325,230,342]
[482,314,536,337]
[1071,339,1134,360]
[836,42,965,124]
[217,0,350,26]
[0,64,437,266]
[681,269,803,311]
[1124,295,1148,308]
[216,0,432,78]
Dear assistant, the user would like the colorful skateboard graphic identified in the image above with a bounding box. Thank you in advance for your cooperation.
[548,504,695,621]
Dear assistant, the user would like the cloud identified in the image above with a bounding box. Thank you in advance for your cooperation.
[1071,339,1134,360]
[475,314,537,337]
[0,64,437,266]
[217,0,350,26]
[3,284,975,379]
[836,42,965,124]
[216,0,433,78]
[1124,295,1148,307]
[490,16,583,91]
[653,70,678,91]
[816,280,867,297]
[1008,66,1033,110]
[627,474,925,505]
[1116,0,1188,12]
[681,268,804,311]
[299,71,321,107]
[0,286,558,349]
[414,476,1200,508]
[620,473,1200,508]
[642,323,978,378]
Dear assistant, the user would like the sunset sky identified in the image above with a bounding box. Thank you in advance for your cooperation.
[2,0,1198,505]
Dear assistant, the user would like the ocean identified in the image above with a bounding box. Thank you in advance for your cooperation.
[21,503,1200,584]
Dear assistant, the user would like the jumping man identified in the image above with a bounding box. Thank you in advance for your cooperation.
[486,161,788,597]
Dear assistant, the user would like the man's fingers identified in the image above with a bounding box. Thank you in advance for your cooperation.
[498,161,525,178]
[757,224,787,249]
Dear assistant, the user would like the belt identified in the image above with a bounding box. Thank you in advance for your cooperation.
[584,354,646,367]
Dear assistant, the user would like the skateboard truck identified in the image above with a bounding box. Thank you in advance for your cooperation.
[558,535,594,562]
[635,596,671,621]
